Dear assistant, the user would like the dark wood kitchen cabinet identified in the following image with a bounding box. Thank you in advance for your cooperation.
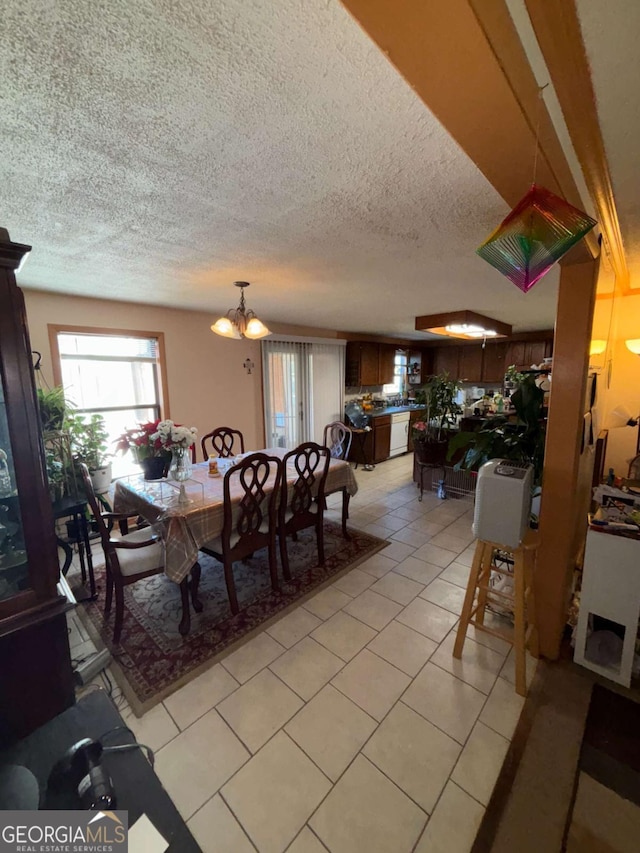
[506,338,552,370]
[359,343,380,385]
[346,342,397,387]
[346,414,392,465]
[378,344,396,385]
[481,342,509,383]
[432,345,460,379]
[458,346,483,383]
[0,228,74,743]
[373,415,391,463]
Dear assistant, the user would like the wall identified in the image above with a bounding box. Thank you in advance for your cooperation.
[591,292,640,476]
[23,290,266,454]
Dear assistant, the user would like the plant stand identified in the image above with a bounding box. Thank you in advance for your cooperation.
[52,496,97,600]
[413,440,448,501]
[351,428,375,471]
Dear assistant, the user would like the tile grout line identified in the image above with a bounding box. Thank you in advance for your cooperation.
[153,469,501,845]
[188,791,259,852]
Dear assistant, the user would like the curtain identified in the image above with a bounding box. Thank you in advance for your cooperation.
[309,343,345,444]
[262,340,345,448]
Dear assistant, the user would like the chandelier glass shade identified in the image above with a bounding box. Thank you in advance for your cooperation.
[211,282,271,340]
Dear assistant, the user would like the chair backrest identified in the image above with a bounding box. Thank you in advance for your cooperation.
[201,427,245,461]
[222,453,282,553]
[280,442,330,529]
[323,421,352,461]
[79,463,111,552]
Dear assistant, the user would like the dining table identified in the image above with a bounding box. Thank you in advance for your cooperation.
[112,448,359,630]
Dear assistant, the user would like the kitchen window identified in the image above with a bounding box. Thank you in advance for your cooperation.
[383,351,407,396]
[49,325,168,476]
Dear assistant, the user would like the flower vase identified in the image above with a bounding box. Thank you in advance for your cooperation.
[169,446,192,481]
[140,456,167,481]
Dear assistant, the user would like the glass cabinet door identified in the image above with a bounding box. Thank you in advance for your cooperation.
[0,375,29,601]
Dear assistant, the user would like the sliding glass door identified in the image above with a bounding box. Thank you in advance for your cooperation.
[262,341,345,448]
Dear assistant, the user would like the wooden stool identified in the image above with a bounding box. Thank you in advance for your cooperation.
[453,530,540,696]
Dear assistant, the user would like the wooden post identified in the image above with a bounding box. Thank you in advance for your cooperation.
[536,258,599,658]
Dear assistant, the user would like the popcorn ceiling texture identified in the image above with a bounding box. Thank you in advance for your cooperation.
[0,0,559,335]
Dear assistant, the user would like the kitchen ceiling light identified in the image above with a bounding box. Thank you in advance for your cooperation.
[415,311,511,340]
[211,282,271,340]
[445,324,498,339]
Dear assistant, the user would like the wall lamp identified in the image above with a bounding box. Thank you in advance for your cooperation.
[626,340,640,356]
[589,340,607,356]
[211,282,271,340]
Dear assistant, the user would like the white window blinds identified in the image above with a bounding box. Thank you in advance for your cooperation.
[262,340,345,448]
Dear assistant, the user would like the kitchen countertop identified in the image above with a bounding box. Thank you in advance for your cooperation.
[364,405,426,418]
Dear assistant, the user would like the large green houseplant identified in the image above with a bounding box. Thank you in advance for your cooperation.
[448,371,547,485]
[65,412,113,493]
[413,373,462,465]
[36,385,67,432]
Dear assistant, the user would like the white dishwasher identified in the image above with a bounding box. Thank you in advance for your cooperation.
[389,411,410,457]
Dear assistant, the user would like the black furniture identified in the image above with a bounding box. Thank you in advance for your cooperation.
[344,401,375,471]
[0,227,74,743]
[0,690,200,852]
[52,495,97,599]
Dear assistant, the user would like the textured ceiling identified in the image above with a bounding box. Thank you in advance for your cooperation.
[1,0,560,337]
[576,0,640,289]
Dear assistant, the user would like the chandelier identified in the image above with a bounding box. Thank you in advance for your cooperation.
[210,281,271,340]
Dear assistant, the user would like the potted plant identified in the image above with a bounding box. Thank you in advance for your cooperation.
[448,371,547,487]
[65,412,113,494]
[412,373,462,465]
[36,385,68,432]
[115,419,171,480]
[44,448,65,502]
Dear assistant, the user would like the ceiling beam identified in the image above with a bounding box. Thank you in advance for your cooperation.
[339,0,598,263]
[524,0,629,293]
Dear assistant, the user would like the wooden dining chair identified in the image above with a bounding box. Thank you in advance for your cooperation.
[279,443,330,581]
[200,453,282,615]
[79,464,202,642]
[322,421,352,461]
[201,427,245,461]
[322,422,353,538]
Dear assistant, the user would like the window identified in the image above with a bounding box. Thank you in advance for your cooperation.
[50,326,168,477]
[383,351,407,396]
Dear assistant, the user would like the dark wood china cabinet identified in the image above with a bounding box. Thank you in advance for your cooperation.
[0,228,74,744]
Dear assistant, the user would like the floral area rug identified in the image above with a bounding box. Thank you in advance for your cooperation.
[79,522,387,716]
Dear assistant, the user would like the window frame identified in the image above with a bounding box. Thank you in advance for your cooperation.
[383,351,408,395]
[48,323,170,421]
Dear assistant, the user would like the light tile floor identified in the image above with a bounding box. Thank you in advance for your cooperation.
[68,453,534,852]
